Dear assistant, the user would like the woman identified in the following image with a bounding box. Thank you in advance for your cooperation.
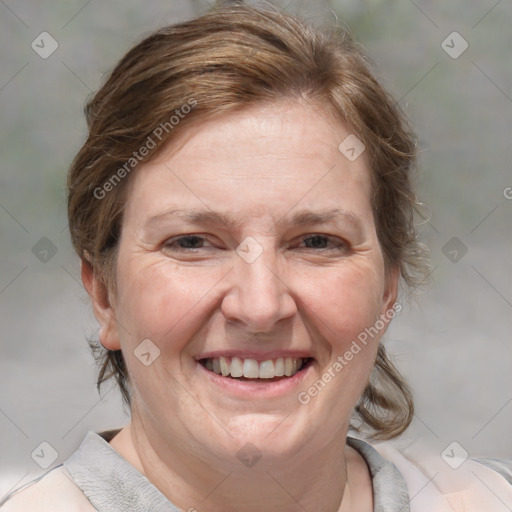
[2,4,511,511]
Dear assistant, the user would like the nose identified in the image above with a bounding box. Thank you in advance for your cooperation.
[220,244,297,333]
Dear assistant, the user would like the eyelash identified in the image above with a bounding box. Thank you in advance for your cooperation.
[163,234,348,252]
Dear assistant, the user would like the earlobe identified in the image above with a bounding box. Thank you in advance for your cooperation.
[80,258,121,351]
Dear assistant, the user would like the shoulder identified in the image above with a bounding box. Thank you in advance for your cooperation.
[474,457,512,485]
[0,465,96,512]
[370,438,512,512]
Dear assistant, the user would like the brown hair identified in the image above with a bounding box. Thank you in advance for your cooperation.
[67,3,428,440]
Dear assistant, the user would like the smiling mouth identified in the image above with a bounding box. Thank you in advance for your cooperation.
[199,356,314,381]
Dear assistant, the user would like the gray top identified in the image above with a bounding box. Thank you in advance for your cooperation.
[65,430,178,511]
[2,429,511,511]
[63,432,411,512]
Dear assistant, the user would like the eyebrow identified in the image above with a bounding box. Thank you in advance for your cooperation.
[144,207,363,233]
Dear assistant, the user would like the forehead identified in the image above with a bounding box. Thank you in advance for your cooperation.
[159,99,366,171]
[124,100,373,226]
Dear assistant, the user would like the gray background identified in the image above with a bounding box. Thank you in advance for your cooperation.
[1,0,511,499]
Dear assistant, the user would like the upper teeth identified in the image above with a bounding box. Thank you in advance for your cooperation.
[204,357,306,379]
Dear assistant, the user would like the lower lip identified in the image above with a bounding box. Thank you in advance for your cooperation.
[196,361,313,399]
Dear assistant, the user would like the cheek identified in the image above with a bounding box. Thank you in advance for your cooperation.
[113,256,224,349]
[112,258,219,405]
[303,263,387,349]
[295,267,387,423]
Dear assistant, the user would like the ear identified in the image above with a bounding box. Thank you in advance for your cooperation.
[380,264,400,321]
[81,257,121,351]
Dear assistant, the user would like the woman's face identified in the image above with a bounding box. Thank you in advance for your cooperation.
[95,100,398,466]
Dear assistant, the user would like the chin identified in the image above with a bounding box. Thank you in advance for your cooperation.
[213,413,311,460]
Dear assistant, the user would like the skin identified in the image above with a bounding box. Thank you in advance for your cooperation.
[82,99,399,512]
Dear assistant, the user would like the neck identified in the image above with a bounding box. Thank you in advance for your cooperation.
[109,414,371,512]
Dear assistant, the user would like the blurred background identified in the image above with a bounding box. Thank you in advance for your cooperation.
[1,0,511,498]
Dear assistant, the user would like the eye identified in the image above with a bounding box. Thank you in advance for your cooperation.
[163,235,213,251]
[162,234,349,253]
[296,234,348,251]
